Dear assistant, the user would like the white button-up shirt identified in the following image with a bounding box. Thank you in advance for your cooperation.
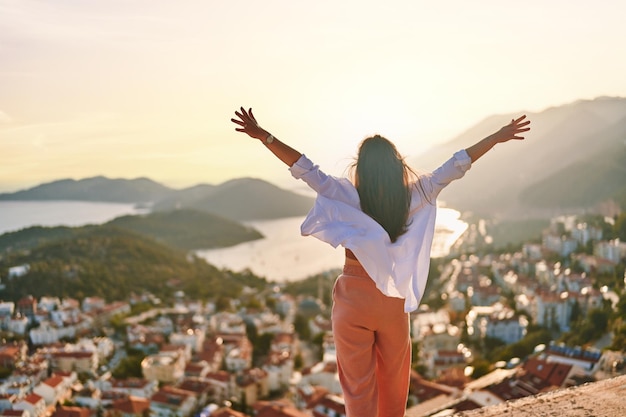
[289,150,472,312]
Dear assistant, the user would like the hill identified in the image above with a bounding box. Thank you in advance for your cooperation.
[0,226,268,302]
[152,177,314,221]
[0,176,174,203]
[107,209,263,250]
[411,96,626,217]
[0,209,262,253]
[0,176,313,221]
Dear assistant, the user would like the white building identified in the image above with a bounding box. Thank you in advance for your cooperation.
[32,375,72,406]
[485,312,528,345]
[169,328,206,353]
[594,239,625,264]
[13,393,46,417]
[141,352,186,384]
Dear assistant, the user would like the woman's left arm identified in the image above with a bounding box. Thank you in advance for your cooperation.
[465,115,531,163]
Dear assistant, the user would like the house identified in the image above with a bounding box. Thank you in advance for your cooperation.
[1,376,33,398]
[50,351,98,374]
[177,378,212,408]
[16,296,37,319]
[106,378,158,399]
[293,385,329,411]
[33,375,72,406]
[141,351,186,384]
[425,350,468,379]
[264,350,293,392]
[195,336,225,372]
[106,396,150,417]
[72,383,101,409]
[150,386,197,417]
[299,362,342,395]
[538,343,604,375]
[484,310,528,345]
[204,371,231,405]
[219,334,252,372]
[255,401,311,417]
[0,393,16,412]
[0,343,27,368]
[233,368,269,408]
[51,406,90,417]
[13,393,46,417]
[170,328,206,353]
[408,371,459,404]
[1,410,28,417]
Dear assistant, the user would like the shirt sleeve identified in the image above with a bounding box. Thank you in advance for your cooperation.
[418,150,472,201]
[289,154,359,206]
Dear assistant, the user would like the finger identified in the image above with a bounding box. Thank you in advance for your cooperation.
[231,118,245,126]
[514,115,527,123]
[235,128,245,132]
[240,107,251,120]
[249,108,256,122]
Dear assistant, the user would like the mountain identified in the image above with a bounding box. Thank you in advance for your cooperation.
[0,176,174,203]
[0,176,313,221]
[411,96,626,217]
[0,226,268,302]
[0,209,262,253]
[152,177,314,221]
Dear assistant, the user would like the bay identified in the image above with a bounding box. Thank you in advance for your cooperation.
[196,207,467,282]
[0,201,467,282]
[0,201,145,235]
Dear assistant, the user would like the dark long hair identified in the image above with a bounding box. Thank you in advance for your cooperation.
[352,135,413,243]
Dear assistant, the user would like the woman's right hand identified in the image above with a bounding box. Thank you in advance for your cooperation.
[231,107,269,141]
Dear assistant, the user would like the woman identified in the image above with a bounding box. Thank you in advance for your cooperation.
[231,107,530,417]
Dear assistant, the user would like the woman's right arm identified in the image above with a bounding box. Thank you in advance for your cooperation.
[231,107,301,167]
[231,107,358,205]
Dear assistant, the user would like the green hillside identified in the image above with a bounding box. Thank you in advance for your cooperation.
[519,142,626,209]
[0,209,262,253]
[107,209,262,249]
[0,226,267,302]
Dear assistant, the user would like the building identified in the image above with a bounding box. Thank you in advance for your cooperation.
[105,396,151,417]
[150,386,197,417]
[141,351,186,384]
[13,393,46,417]
[32,375,72,406]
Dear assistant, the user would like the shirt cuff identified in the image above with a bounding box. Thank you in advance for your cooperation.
[289,154,315,179]
[453,149,472,170]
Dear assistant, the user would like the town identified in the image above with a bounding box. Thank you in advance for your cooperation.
[1,213,625,417]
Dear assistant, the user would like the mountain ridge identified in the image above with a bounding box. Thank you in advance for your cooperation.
[411,96,626,217]
[2,97,624,219]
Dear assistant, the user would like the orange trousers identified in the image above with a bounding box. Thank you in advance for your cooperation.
[332,261,411,417]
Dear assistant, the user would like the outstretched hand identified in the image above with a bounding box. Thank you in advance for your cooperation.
[231,107,268,141]
[492,115,531,143]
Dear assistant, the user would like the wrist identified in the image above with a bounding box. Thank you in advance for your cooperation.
[263,133,275,144]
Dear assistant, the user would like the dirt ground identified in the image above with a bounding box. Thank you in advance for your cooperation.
[455,374,626,417]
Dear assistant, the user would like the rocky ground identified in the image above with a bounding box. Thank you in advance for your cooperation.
[456,374,626,417]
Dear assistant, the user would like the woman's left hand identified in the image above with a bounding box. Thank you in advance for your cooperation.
[492,115,531,143]
[231,107,269,141]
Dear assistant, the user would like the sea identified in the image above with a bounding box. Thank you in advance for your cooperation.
[0,201,467,282]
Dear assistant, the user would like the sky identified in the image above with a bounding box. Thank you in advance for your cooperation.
[2,0,626,193]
